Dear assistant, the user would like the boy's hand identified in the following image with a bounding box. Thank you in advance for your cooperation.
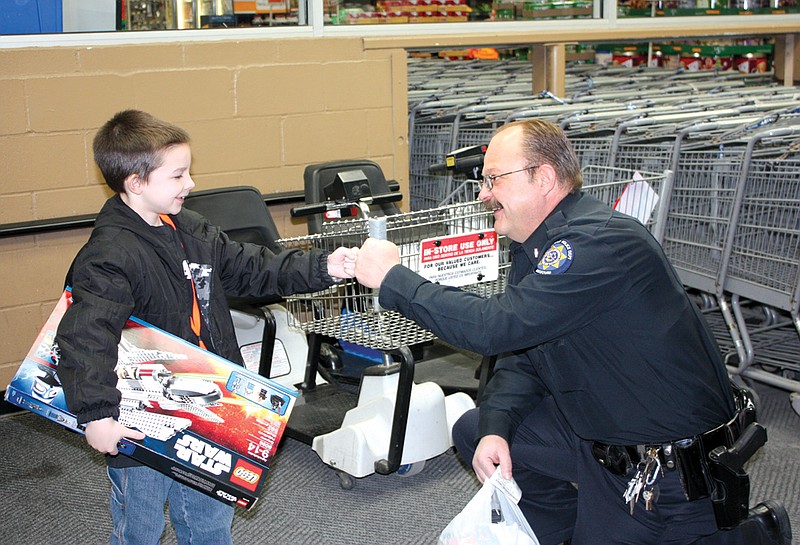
[84,417,146,455]
[354,238,401,288]
[327,247,359,279]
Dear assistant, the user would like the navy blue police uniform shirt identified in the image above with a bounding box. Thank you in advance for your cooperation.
[378,191,734,446]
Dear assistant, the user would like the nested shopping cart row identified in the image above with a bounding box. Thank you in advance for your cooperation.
[408,59,797,212]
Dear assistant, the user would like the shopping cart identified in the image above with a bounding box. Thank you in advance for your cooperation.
[278,200,509,487]
[409,96,557,210]
[714,124,800,397]
[657,112,800,367]
[284,200,508,345]
[581,165,674,244]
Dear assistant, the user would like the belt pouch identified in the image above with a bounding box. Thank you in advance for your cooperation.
[591,443,633,476]
[673,438,711,501]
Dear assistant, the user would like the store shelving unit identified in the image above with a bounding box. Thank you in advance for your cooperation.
[593,40,776,71]
[619,0,800,17]
[118,0,234,30]
[232,0,299,25]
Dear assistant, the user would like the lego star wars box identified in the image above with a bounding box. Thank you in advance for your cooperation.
[5,289,297,509]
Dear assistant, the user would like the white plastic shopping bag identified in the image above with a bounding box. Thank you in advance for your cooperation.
[439,467,540,545]
[613,171,659,225]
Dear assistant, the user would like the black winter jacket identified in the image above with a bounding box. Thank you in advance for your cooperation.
[56,195,334,464]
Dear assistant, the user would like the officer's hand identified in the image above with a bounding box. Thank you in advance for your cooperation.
[354,238,401,288]
[473,434,512,483]
[85,417,146,455]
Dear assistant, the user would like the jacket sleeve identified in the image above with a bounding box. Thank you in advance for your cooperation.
[377,265,551,443]
[377,229,630,354]
[210,224,336,298]
[477,351,549,443]
[55,244,135,425]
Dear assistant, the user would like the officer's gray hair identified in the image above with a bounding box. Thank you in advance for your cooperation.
[494,119,583,193]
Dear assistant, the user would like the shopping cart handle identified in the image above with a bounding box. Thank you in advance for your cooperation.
[428,162,449,175]
[363,192,404,206]
[290,202,334,217]
[429,156,484,175]
[290,192,403,218]
[429,144,486,176]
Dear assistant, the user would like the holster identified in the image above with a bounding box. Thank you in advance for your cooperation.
[707,422,767,530]
[672,380,760,504]
[590,442,639,476]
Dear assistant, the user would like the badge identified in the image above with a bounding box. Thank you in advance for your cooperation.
[535,239,574,275]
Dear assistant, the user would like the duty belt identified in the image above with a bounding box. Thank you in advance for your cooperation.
[590,382,766,529]
[591,412,745,498]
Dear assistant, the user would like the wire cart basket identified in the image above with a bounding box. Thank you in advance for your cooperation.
[581,165,674,244]
[278,201,509,352]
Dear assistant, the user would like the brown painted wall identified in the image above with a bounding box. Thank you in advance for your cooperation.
[0,37,409,389]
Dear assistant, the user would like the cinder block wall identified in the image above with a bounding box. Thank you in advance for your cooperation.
[0,37,409,389]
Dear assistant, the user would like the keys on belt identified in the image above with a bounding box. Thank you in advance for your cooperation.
[622,447,662,515]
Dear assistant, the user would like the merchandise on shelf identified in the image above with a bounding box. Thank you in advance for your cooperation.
[492,0,593,19]
[619,0,799,16]
[593,40,774,72]
[330,0,472,24]
[437,47,501,59]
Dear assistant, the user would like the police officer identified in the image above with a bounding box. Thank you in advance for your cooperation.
[354,119,791,545]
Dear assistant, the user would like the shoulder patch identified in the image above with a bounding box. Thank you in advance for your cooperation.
[535,239,574,275]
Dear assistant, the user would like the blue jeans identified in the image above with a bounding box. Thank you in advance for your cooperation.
[107,466,234,545]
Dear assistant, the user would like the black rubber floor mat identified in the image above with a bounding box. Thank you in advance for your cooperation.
[285,384,358,444]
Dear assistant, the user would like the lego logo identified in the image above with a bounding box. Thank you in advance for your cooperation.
[233,466,259,484]
[229,459,262,492]
[216,490,237,502]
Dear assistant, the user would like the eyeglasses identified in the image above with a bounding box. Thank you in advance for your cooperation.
[480,165,539,191]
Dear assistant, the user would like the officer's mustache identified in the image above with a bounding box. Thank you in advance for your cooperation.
[484,199,503,212]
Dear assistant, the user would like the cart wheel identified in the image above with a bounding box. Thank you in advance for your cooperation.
[758,363,780,374]
[336,470,355,490]
[396,461,425,477]
[319,342,342,371]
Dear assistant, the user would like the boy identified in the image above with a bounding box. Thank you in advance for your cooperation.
[55,109,357,545]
